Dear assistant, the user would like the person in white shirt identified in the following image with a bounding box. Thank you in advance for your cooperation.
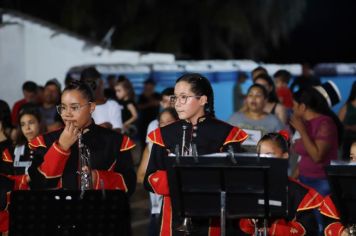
[80,67,123,131]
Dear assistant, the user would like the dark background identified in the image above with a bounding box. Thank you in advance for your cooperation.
[1,0,356,64]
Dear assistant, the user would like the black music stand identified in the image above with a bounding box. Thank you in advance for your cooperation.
[9,190,131,236]
[166,153,289,236]
[325,165,356,228]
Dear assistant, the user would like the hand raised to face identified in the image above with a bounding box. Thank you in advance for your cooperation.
[58,121,80,151]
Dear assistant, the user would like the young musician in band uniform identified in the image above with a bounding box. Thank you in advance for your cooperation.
[0,104,43,234]
[239,131,323,236]
[28,81,136,194]
[144,73,248,236]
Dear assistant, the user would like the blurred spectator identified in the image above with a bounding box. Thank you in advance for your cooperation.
[228,84,284,152]
[80,67,123,131]
[254,74,288,124]
[251,66,268,81]
[273,69,293,109]
[0,100,13,155]
[137,78,161,147]
[338,81,356,160]
[290,82,343,196]
[104,74,117,100]
[115,76,138,137]
[39,79,63,132]
[290,63,321,92]
[233,72,248,112]
[142,87,175,154]
[137,87,175,180]
[36,85,44,105]
[64,73,76,87]
[11,81,38,126]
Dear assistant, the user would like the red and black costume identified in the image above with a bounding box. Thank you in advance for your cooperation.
[0,141,12,233]
[320,195,346,236]
[239,178,323,236]
[0,139,31,233]
[28,122,136,194]
[1,143,35,190]
[144,116,248,236]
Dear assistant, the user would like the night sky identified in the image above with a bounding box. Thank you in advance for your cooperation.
[267,0,356,64]
[1,0,356,64]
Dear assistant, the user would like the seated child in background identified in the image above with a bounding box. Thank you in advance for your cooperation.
[273,70,293,110]
[239,131,322,236]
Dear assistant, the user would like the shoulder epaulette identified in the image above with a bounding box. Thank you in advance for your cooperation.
[223,127,248,146]
[147,128,165,147]
[320,195,341,220]
[28,135,47,149]
[120,135,136,151]
[294,178,323,211]
[2,148,13,163]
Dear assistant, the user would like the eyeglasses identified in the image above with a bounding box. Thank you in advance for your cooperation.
[56,103,91,115]
[170,95,201,104]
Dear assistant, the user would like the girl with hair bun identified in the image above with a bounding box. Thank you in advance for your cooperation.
[144,73,248,236]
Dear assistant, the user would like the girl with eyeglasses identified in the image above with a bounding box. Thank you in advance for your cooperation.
[239,131,322,236]
[27,81,136,194]
[144,73,248,236]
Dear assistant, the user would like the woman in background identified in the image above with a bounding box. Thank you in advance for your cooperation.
[228,84,284,152]
[254,74,287,124]
[290,85,343,196]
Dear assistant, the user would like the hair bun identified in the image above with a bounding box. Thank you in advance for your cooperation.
[278,130,290,141]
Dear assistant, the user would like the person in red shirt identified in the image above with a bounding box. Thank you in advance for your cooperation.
[11,81,38,126]
[273,70,293,109]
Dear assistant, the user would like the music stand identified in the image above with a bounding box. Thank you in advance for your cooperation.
[9,190,131,236]
[325,165,356,229]
[166,153,289,236]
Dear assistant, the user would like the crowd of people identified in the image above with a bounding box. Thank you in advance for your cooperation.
[0,65,355,236]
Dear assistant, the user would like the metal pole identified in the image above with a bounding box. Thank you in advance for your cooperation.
[220,191,226,236]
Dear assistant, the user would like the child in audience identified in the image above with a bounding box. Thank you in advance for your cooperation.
[273,70,293,110]
[239,131,322,236]
[115,76,138,137]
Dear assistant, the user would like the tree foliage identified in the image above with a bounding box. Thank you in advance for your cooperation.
[1,0,306,60]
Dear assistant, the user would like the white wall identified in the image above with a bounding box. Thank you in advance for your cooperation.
[0,12,174,107]
[0,24,26,108]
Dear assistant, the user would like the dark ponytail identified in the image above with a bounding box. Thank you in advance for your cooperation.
[293,88,344,146]
[176,73,215,117]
